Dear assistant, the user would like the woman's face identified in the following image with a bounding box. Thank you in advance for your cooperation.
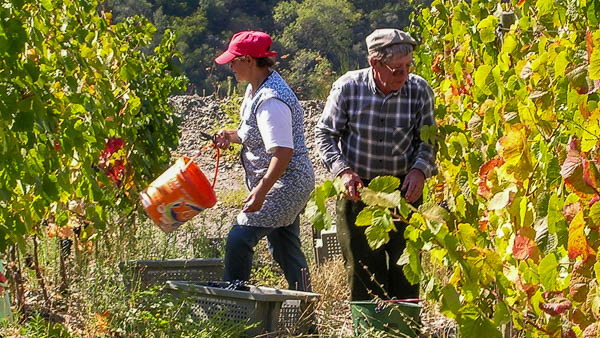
[229,56,251,82]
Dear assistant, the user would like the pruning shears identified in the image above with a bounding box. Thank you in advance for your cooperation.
[198,130,234,151]
[198,131,217,144]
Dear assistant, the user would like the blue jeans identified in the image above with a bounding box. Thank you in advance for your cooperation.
[223,216,311,291]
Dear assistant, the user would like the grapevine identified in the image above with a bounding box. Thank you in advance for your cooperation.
[0,0,185,305]
[308,0,600,335]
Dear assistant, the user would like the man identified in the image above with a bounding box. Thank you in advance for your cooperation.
[315,28,437,301]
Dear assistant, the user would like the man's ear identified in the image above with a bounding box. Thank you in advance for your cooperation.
[368,57,378,68]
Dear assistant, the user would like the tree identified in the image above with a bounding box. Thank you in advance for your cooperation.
[273,0,361,70]
[279,49,336,100]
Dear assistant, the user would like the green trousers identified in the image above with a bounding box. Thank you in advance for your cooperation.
[336,197,420,301]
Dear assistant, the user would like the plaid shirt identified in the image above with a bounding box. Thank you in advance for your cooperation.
[315,67,437,180]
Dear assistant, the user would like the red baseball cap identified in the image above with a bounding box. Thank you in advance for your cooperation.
[215,31,278,64]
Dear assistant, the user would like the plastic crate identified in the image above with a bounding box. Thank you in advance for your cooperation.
[313,226,343,265]
[119,258,224,288]
[166,280,321,336]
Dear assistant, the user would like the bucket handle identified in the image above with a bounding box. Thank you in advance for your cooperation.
[183,147,221,188]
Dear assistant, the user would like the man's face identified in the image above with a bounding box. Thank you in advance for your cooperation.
[374,53,413,93]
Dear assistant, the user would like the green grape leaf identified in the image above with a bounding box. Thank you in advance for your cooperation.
[458,223,477,251]
[476,15,498,44]
[360,188,402,208]
[41,0,54,11]
[355,208,374,226]
[474,64,493,94]
[420,124,437,146]
[12,109,34,132]
[402,263,420,285]
[536,0,554,15]
[554,51,569,78]
[440,285,461,319]
[538,253,558,291]
[373,209,395,232]
[547,193,565,233]
[419,202,450,223]
[398,198,411,219]
[304,200,331,231]
[590,32,600,80]
[590,200,600,225]
[546,156,561,188]
[457,306,502,338]
[365,223,389,250]
[492,302,510,326]
[367,176,401,193]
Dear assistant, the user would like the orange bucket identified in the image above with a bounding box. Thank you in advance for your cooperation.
[140,156,217,233]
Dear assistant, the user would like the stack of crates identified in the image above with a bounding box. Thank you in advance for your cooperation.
[312,223,343,265]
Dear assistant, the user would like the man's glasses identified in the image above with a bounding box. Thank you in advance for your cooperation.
[381,61,413,76]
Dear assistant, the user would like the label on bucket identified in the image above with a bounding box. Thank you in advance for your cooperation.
[157,199,206,226]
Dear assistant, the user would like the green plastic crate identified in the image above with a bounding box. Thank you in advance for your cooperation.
[351,300,421,337]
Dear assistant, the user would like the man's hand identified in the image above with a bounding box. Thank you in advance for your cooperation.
[339,169,364,201]
[401,168,425,203]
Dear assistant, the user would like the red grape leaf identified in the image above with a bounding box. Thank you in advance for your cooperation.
[539,297,572,316]
[478,157,504,199]
[513,235,536,260]
[560,139,597,198]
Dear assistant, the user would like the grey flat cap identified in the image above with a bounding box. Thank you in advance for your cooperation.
[366,28,418,52]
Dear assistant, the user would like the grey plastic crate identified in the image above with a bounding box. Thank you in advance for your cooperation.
[119,258,224,288]
[166,280,320,336]
[313,226,343,265]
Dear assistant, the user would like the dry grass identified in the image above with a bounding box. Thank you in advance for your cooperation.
[310,258,353,337]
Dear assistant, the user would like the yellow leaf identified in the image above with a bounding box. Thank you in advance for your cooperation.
[568,211,595,261]
[498,124,534,180]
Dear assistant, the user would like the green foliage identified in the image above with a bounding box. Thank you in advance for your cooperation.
[304,178,344,231]
[279,49,336,100]
[113,287,251,336]
[402,0,600,335]
[0,0,185,252]
[102,0,421,98]
[0,311,72,337]
[274,0,360,67]
[306,176,412,250]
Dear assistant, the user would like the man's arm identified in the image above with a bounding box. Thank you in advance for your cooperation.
[315,82,364,200]
[315,83,350,177]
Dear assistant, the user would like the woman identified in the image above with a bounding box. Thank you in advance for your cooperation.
[213,31,315,291]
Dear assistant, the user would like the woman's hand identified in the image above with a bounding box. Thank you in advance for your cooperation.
[242,186,267,212]
[213,129,240,150]
[242,147,293,213]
